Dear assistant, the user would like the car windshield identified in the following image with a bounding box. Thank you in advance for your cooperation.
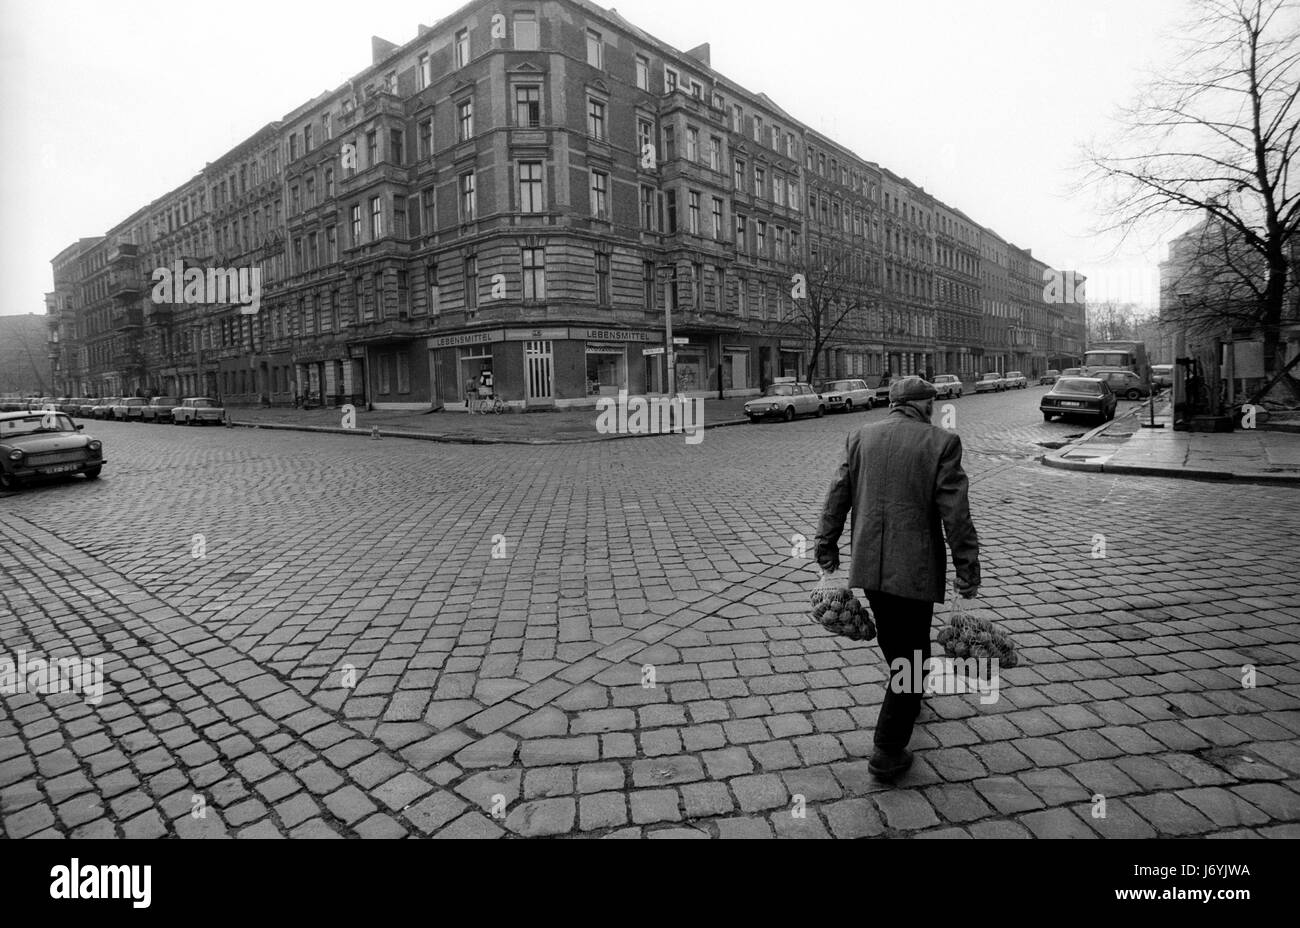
[763,385,795,397]
[981,374,999,380]
[823,381,853,392]
[124,398,145,406]
[1,414,76,437]
[1007,372,1022,378]
[190,399,217,408]
[1057,379,1103,395]
[153,397,179,405]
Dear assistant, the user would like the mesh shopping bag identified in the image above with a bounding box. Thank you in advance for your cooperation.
[935,591,1019,672]
[809,569,876,642]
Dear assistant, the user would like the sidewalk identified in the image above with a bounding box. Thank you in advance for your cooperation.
[227,396,753,444]
[1043,400,1300,483]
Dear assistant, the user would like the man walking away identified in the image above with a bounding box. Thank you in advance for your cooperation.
[814,376,981,782]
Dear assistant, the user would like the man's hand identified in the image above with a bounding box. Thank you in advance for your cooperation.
[955,576,979,599]
[816,542,839,574]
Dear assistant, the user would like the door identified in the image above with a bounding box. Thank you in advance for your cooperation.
[525,340,554,405]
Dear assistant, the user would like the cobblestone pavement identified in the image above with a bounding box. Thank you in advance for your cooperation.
[2,388,1298,838]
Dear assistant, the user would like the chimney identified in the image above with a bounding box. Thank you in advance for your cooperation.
[372,36,399,64]
[684,43,711,67]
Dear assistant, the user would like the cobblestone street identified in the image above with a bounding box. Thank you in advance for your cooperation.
[3,388,1299,838]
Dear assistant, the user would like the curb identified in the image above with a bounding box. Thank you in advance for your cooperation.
[1041,407,1300,485]
[226,416,752,446]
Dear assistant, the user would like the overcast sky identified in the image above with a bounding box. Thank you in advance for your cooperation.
[0,0,1190,318]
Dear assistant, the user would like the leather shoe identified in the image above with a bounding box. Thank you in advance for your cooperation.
[868,748,914,781]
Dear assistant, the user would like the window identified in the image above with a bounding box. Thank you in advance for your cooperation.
[644,260,656,309]
[289,135,298,161]
[464,256,478,310]
[457,100,474,141]
[637,117,654,162]
[686,126,699,162]
[636,55,650,91]
[384,71,396,94]
[455,29,470,68]
[344,139,357,177]
[665,190,677,233]
[587,97,606,140]
[590,170,609,219]
[393,197,407,237]
[519,161,544,213]
[326,225,338,263]
[752,115,763,143]
[774,172,785,207]
[587,29,603,68]
[515,86,540,127]
[290,185,300,214]
[595,252,610,305]
[307,231,318,267]
[522,247,545,300]
[733,158,745,192]
[324,168,335,198]
[708,136,721,172]
[397,353,410,393]
[737,276,747,317]
[389,128,404,165]
[731,104,743,134]
[711,197,723,240]
[367,130,378,167]
[663,125,675,159]
[304,125,314,152]
[639,185,656,231]
[323,112,332,140]
[427,262,440,315]
[775,226,786,261]
[418,53,432,89]
[735,214,747,251]
[421,188,435,231]
[418,118,433,158]
[350,204,362,245]
[459,172,477,221]
[689,80,702,99]
[665,68,678,93]
[370,197,383,238]
[693,261,703,308]
[688,190,701,235]
[754,166,765,199]
[770,125,780,150]
[379,355,391,393]
[756,221,766,255]
[514,10,538,50]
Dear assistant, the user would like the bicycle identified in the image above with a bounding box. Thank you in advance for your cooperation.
[468,391,506,414]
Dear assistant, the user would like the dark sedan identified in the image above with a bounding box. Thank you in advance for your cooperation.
[1040,377,1117,423]
[0,411,104,491]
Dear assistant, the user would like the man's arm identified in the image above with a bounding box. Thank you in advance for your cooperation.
[814,432,857,571]
[935,432,981,596]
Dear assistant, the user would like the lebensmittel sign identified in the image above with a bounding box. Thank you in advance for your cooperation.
[575,328,657,342]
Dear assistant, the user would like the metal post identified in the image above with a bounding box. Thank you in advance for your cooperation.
[663,275,675,397]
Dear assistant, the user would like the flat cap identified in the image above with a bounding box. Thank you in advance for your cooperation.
[889,375,938,404]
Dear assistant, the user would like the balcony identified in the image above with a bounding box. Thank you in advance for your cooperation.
[109,242,140,265]
[109,270,143,299]
[112,307,143,331]
[147,305,174,326]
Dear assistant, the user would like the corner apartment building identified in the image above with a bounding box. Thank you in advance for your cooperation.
[49,0,1081,405]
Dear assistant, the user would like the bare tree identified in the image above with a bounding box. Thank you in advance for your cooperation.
[1085,0,1300,377]
[777,243,874,383]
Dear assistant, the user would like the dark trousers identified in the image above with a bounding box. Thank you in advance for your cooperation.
[866,591,935,754]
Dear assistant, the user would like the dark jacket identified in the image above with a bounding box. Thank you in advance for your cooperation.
[816,403,980,603]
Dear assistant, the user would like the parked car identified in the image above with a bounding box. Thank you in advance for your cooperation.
[57,397,80,414]
[1039,370,1061,385]
[1004,371,1028,390]
[77,399,99,417]
[110,397,148,421]
[1151,364,1174,388]
[91,397,120,420]
[0,410,104,491]
[172,397,226,426]
[932,375,963,399]
[1092,369,1151,400]
[142,396,181,423]
[1040,377,1117,423]
[1061,368,1085,378]
[872,376,895,405]
[745,380,825,423]
[0,396,26,412]
[974,372,1006,394]
[816,379,875,412]
[28,396,56,412]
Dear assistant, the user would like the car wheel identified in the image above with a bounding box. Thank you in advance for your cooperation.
[1043,412,1053,422]
[816,405,825,418]
[783,406,795,423]
[0,470,20,491]
[748,415,760,424]
[84,466,102,480]
[1126,389,1141,401]
[844,400,853,413]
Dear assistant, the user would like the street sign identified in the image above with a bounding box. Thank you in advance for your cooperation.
[643,347,665,356]
[673,338,689,345]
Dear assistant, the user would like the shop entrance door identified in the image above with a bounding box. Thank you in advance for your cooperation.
[525,340,554,405]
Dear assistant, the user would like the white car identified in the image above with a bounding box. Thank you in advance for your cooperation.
[1004,371,1028,390]
[111,397,149,421]
[816,379,875,412]
[932,375,963,399]
[974,372,1006,394]
[172,397,226,426]
[745,379,825,423]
